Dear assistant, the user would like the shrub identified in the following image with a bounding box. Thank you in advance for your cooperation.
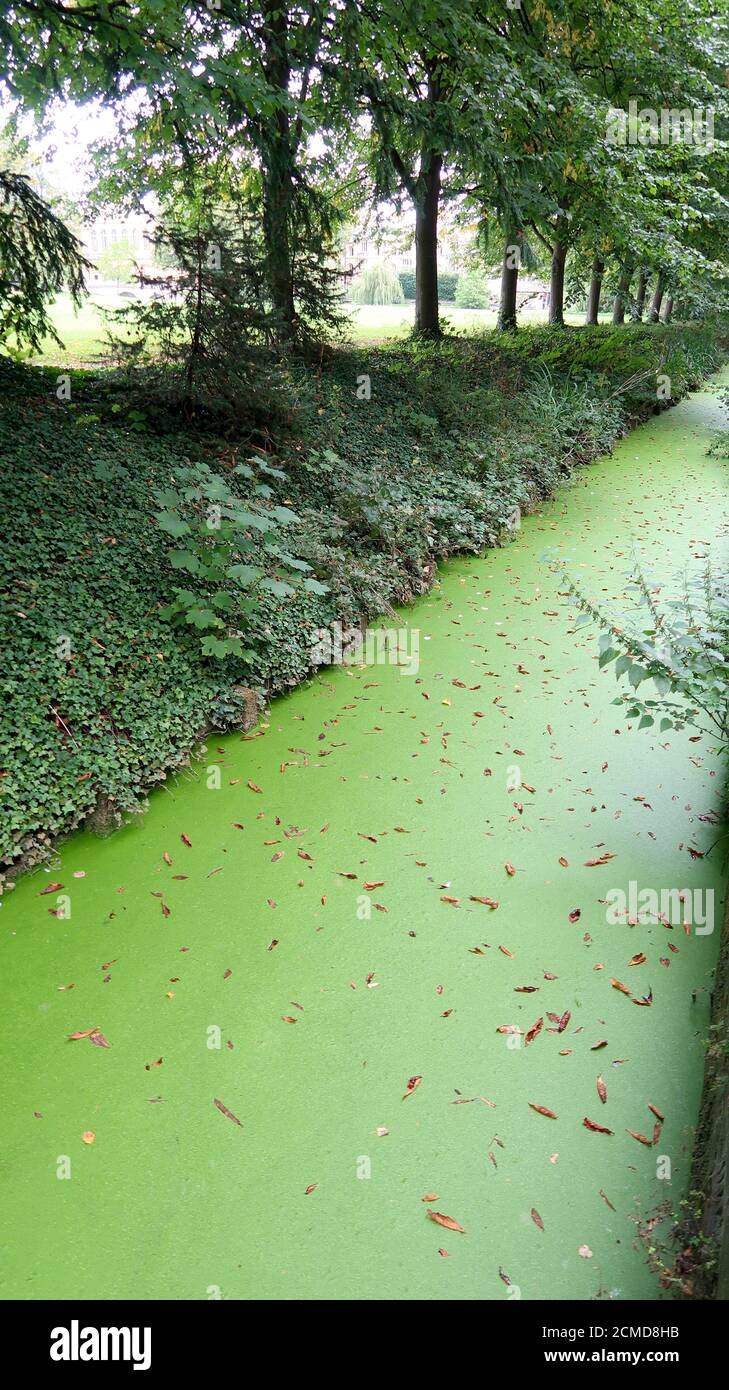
[154,457,326,660]
[560,560,729,748]
[108,207,283,422]
[439,271,458,301]
[95,237,136,286]
[455,268,490,309]
[398,270,458,301]
[398,270,415,300]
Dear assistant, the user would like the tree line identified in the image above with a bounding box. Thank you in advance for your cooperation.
[1,0,728,351]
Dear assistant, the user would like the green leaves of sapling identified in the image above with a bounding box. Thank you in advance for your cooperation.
[153,456,327,663]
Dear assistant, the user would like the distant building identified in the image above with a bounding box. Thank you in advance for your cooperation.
[341,231,415,277]
[81,211,156,285]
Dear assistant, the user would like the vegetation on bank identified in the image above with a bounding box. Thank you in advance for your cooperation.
[0,320,725,882]
[562,559,729,749]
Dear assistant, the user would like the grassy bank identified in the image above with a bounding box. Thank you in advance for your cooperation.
[0,322,726,880]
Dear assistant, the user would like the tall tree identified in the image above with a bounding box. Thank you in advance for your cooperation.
[348,1,509,337]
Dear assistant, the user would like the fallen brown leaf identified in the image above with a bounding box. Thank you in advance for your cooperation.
[583,1117,613,1135]
[213,1097,242,1127]
[426,1209,465,1234]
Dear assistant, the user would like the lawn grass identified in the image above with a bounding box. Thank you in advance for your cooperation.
[20,291,133,364]
[345,302,572,338]
[22,293,610,365]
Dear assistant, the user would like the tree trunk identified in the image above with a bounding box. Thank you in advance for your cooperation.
[261,2,297,343]
[632,268,648,321]
[549,241,567,326]
[497,234,520,331]
[647,271,665,323]
[612,263,633,324]
[662,295,673,323]
[414,152,442,338]
[585,255,604,325]
[262,161,296,339]
[184,232,205,409]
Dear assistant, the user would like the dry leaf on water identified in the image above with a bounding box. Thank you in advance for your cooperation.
[426,1210,465,1234]
[214,1098,242,1127]
[524,1017,543,1046]
[626,1129,652,1147]
[68,1028,109,1048]
[583,1117,613,1135]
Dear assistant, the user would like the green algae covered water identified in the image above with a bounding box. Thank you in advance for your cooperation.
[1,376,728,1302]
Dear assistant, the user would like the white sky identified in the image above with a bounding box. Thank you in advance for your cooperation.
[11,99,121,202]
